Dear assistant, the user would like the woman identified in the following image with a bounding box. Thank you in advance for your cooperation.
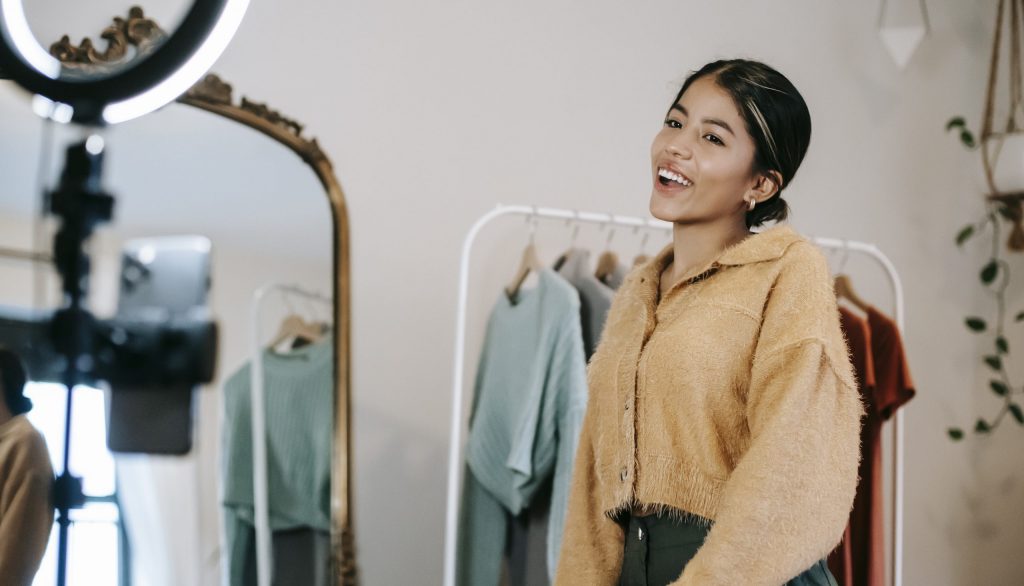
[554,59,862,586]
[0,348,54,586]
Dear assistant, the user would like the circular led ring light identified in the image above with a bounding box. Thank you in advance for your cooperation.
[0,0,249,124]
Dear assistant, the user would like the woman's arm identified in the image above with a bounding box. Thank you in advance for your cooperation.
[0,430,54,585]
[674,243,863,586]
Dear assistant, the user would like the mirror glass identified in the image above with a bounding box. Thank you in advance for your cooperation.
[0,82,335,584]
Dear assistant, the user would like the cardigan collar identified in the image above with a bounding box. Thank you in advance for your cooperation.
[633,223,804,296]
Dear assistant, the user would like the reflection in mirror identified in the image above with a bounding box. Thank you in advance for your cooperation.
[102,94,335,586]
[0,77,338,585]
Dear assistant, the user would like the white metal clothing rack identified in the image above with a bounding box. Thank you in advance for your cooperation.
[249,282,332,586]
[442,204,907,586]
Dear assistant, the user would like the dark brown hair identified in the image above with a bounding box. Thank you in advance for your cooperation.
[671,59,812,228]
[0,348,31,415]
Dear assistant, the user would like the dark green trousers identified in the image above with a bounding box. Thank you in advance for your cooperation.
[617,513,838,586]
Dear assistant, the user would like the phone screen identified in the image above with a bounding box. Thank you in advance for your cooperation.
[107,236,212,455]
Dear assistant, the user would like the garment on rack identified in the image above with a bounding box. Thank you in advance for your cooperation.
[827,304,916,586]
[827,307,876,586]
[504,250,630,585]
[601,261,631,291]
[856,306,916,586]
[554,249,618,360]
[232,525,330,586]
[457,268,588,585]
[221,337,334,586]
[0,414,53,586]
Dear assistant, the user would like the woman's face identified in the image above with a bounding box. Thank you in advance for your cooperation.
[649,75,762,225]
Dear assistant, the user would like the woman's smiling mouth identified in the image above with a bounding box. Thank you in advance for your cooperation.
[656,167,694,189]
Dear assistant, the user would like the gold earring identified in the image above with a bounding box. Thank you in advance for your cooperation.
[747,198,756,211]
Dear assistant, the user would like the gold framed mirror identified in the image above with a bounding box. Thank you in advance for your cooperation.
[48,7,357,584]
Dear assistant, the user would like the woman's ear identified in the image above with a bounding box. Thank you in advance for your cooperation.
[747,170,783,204]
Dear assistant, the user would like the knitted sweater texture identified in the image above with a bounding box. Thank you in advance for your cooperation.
[554,223,863,586]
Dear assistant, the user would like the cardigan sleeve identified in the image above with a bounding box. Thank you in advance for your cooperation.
[553,406,625,585]
[674,243,863,586]
[0,425,54,585]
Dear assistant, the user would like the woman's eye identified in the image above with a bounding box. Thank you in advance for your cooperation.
[704,133,723,145]
[665,119,682,129]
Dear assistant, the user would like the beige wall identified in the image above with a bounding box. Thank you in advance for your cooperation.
[2,0,1022,584]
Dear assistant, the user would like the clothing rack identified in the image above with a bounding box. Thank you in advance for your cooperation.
[443,204,906,586]
[249,282,332,586]
[0,246,51,263]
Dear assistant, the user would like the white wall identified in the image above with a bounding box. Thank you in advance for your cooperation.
[2,0,1022,584]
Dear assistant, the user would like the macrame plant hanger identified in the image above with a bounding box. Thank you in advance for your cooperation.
[981,0,1024,250]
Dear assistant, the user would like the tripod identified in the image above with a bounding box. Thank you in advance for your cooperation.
[47,134,115,586]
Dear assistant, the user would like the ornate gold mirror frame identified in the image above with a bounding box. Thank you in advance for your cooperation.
[50,7,357,584]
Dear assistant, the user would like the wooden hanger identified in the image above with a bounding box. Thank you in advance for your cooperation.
[267,314,325,351]
[506,211,544,301]
[553,211,582,271]
[505,242,544,301]
[832,241,871,313]
[632,230,652,266]
[834,273,871,313]
[594,221,619,283]
[595,250,619,282]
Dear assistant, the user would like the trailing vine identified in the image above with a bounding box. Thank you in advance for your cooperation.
[947,116,1024,439]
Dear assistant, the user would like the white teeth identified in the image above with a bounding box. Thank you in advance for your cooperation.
[658,168,692,186]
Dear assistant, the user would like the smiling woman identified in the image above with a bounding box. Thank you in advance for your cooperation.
[554,59,859,586]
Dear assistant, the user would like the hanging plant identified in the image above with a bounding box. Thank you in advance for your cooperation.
[947,0,1024,440]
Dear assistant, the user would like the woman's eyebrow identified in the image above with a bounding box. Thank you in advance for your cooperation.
[673,104,735,136]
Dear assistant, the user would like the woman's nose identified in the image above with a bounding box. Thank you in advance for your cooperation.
[667,140,692,159]
[666,130,695,159]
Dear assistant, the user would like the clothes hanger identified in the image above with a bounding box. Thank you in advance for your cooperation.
[633,228,651,266]
[833,240,872,313]
[594,217,619,283]
[267,289,328,351]
[267,314,325,351]
[505,208,545,301]
[552,209,581,271]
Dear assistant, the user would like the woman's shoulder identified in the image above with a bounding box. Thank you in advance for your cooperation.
[770,228,830,280]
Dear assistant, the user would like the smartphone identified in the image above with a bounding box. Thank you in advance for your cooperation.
[106,235,212,455]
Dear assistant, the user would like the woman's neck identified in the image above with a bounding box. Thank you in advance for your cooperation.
[0,403,12,427]
[665,218,751,285]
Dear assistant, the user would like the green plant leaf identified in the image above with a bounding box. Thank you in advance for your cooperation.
[948,427,964,440]
[997,205,1016,221]
[990,380,1009,396]
[1016,311,1024,322]
[946,116,966,131]
[961,130,976,149]
[966,317,987,332]
[981,260,999,284]
[975,419,992,433]
[997,336,1009,353]
[1010,404,1024,425]
[985,355,1002,370]
[956,225,975,246]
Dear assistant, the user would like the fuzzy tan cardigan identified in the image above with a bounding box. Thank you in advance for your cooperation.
[554,224,863,586]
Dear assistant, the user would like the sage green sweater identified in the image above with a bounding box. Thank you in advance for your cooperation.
[221,338,333,586]
[458,268,588,584]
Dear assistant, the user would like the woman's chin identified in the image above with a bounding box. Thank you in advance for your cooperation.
[649,194,686,223]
